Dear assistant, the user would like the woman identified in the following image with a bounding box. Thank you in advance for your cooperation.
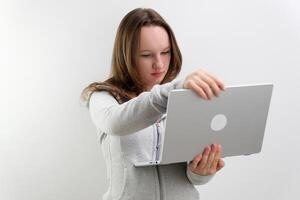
[81,8,225,200]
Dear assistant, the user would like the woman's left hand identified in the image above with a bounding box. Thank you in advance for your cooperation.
[188,144,225,176]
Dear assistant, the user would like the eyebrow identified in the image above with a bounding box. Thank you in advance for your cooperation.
[140,46,170,52]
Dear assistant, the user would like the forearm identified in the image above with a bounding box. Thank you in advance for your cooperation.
[88,78,184,136]
[186,163,215,185]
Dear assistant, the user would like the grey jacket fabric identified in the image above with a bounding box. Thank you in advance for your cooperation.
[88,78,214,200]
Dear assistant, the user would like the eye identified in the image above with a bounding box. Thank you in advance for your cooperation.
[141,54,151,57]
[161,50,170,55]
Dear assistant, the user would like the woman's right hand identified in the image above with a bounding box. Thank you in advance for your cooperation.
[183,69,225,100]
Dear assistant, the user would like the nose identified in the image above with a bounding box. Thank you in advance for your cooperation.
[153,55,163,69]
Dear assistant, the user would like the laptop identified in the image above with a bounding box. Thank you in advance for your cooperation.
[134,83,273,167]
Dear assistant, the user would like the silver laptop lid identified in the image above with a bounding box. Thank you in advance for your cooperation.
[159,83,273,165]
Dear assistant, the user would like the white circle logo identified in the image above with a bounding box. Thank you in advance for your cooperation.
[210,114,227,132]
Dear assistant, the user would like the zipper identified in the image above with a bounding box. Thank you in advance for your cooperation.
[155,122,164,200]
[156,122,161,161]
[153,123,161,200]
[156,166,164,200]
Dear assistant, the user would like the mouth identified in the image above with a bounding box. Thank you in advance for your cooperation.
[151,71,164,77]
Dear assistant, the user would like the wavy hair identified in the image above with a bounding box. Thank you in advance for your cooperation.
[81,8,182,104]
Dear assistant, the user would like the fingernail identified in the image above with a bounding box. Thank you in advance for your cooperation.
[204,147,208,153]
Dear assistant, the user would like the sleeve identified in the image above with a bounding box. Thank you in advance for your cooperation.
[88,78,185,136]
[186,162,215,185]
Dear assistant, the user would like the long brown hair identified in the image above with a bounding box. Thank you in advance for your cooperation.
[81,8,182,105]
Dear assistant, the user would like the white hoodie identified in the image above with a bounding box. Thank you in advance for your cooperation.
[88,78,214,200]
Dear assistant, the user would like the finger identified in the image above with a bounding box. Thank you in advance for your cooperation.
[205,73,225,91]
[198,146,211,169]
[217,159,225,171]
[201,75,221,97]
[193,76,213,100]
[205,144,217,169]
[211,144,221,170]
[191,154,202,171]
[190,80,209,100]
[205,72,224,90]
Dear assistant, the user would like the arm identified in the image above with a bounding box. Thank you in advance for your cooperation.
[88,78,184,136]
[88,68,224,136]
[186,164,215,185]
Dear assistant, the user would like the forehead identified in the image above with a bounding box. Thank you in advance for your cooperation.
[139,25,170,51]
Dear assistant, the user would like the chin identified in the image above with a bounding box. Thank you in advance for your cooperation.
[156,78,164,84]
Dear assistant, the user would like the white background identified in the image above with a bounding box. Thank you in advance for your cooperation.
[1,0,299,199]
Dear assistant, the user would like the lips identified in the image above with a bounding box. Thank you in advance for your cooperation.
[151,71,164,75]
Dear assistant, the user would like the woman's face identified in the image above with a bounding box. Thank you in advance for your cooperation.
[136,25,171,91]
